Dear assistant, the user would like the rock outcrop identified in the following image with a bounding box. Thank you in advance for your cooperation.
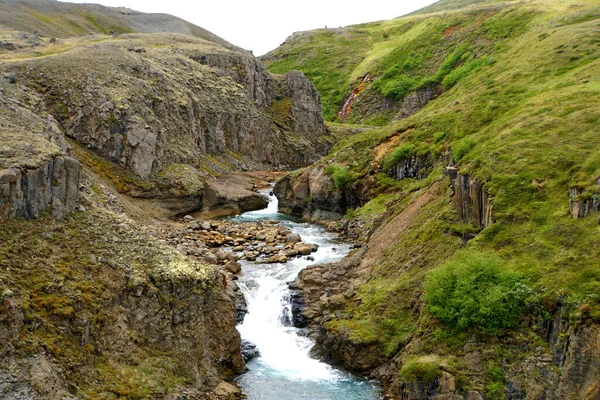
[0,156,80,220]
[569,187,599,218]
[0,82,81,221]
[386,153,433,181]
[394,84,443,121]
[274,166,365,220]
[446,166,492,228]
[0,208,245,398]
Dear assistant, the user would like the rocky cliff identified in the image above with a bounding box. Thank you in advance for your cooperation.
[1,7,332,217]
[6,34,330,178]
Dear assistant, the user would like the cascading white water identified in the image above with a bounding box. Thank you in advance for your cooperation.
[232,189,380,400]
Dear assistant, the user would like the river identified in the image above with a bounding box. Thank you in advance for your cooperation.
[230,189,381,400]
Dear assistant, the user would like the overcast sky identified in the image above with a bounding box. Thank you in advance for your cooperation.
[64,0,438,55]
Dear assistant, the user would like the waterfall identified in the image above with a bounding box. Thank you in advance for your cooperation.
[232,189,380,399]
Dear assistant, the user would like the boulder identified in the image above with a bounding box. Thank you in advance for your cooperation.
[225,260,241,274]
[286,233,301,245]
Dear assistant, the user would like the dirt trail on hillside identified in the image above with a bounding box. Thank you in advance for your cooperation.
[360,182,440,271]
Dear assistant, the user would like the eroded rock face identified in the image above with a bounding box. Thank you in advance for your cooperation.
[446,167,492,228]
[274,166,361,220]
[386,154,433,181]
[0,156,80,220]
[12,37,332,180]
[0,83,81,221]
[0,209,245,398]
[569,187,600,218]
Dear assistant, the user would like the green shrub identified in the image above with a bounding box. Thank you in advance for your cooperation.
[381,75,418,99]
[435,44,469,80]
[424,251,524,335]
[399,357,443,383]
[325,164,354,189]
[384,143,416,168]
[451,137,476,162]
[442,57,488,90]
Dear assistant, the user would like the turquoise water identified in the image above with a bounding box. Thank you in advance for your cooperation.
[231,190,381,400]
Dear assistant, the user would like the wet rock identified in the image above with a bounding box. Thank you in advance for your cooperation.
[241,340,260,362]
[286,233,301,245]
[296,244,313,255]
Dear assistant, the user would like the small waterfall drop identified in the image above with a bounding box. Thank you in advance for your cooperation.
[232,189,380,399]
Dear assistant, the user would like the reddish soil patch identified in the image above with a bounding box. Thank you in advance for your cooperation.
[359,182,441,271]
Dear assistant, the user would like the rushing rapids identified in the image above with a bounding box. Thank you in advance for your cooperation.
[231,189,380,400]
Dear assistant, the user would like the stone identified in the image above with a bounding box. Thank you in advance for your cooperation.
[3,72,17,83]
[226,252,239,262]
[213,381,242,397]
[264,234,275,244]
[189,222,200,230]
[216,250,228,261]
[225,260,241,274]
[286,233,301,245]
[201,222,212,230]
[297,245,313,255]
[183,215,194,221]
[203,254,218,265]
[285,249,298,257]
[241,340,260,362]
[233,245,245,252]
[0,147,16,158]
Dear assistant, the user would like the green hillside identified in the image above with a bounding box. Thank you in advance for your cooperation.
[272,0,600,396]
[264,0,600,124]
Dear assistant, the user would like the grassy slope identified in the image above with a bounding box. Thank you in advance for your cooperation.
[264,0,599,127]
[274,0,600,394]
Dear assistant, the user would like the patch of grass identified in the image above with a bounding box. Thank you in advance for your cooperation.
[451,136,475,162]
[399,356,443,383]
[383,143,416,168]
[325,164,356,189]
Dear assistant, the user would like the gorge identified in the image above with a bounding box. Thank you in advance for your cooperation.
[1,0,600,399]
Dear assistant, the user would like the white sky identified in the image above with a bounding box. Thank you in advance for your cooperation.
[63,0,438,56]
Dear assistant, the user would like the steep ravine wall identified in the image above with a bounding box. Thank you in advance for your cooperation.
[11,37,331,180]
[0,155,80,220]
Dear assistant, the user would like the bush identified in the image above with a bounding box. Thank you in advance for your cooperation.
[384,143,415,168]
[399,357,442,383]
[442,57,488,90]
[325,164,354,189]
[451,137,475,162]
[435,44,469,80]
[381,75,418,99]
[424,251,524,335]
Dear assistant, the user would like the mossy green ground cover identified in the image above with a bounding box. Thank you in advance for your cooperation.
[275,0,600,392]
